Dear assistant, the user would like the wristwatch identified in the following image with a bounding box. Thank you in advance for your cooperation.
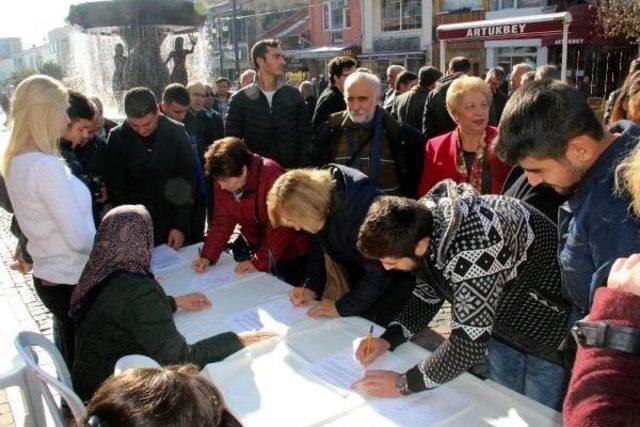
[572,319,640,354]
[395,373,412,396]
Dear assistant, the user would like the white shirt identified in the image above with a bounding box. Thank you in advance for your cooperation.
[6,152,96,285]
[261,89,276,108]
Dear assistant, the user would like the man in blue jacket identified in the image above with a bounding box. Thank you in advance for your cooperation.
[495,81,640,337]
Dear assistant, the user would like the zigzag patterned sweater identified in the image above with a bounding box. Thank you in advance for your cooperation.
[381,181,570,393]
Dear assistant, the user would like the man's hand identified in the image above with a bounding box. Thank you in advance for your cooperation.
[174,293,212,311]
[351,370,402,398]
[289,286,315,306]
[167,229,185,250]
[307,299,339,318]
[355,337,390,366]
[608,253,640,296]
[193,256,211,273]
[235,260,258,275]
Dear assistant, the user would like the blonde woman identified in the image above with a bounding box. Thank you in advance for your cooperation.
[267,164,413,326]
[3,75,95,367]
[417,76,511,196]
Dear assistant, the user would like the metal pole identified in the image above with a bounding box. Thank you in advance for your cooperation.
[217,18,224,77]
[232,0,241,79]
[439,39,446,74]
[561,20,569,82]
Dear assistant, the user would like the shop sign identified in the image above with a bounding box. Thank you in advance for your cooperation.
[438,20,564,42]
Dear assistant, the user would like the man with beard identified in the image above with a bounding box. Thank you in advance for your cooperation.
[312,72,423,197]
[494,80,640,337]
[352,189,570,409]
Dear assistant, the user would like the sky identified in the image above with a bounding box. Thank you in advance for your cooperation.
[0,0,87,48]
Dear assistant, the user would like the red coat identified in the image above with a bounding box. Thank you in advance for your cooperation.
[201,154,309,271]
[417,125,511,196]
[563,287,640,427]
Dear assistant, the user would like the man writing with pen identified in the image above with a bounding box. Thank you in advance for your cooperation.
[350,184,571,410]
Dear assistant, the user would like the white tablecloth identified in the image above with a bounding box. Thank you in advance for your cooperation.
[168,244,562,427]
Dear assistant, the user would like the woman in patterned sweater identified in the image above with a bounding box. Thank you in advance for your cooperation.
[352,180,570,409]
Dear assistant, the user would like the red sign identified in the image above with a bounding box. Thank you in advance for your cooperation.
[438,20,565,42]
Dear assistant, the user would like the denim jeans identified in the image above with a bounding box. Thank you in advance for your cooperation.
[488,338,566,410]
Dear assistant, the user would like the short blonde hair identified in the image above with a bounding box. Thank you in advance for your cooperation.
[267,169,333,229]
[446,76,492,116]
[617,144,640,214]
[2,74,68,174]
[187,81,205,94]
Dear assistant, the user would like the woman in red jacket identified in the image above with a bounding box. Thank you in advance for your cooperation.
[418,76,511,196]
[193,137,309,285]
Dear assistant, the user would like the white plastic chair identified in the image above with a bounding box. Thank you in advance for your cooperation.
[0,360,46,427]
[14,331,85,427]
[114,354,161,375]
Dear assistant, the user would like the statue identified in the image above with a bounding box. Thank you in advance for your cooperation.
[165,35,197,86]
[112,43,128,94]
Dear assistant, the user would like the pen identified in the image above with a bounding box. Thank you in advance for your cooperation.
[364,325,374,370]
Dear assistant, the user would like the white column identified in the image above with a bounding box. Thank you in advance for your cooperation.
[440,40,446,73]
[561,20,569,82]
[362,0,374,52]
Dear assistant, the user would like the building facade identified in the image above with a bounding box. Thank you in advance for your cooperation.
[484,0,549,74]
[359,0,433,78]
[300,0,363,78]
[433,0,487,75]
[48,27,73,75]
[0,38,22,83]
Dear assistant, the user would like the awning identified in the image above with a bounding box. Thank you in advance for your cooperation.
[437,12,571,42]
[295,45,354,60]
[358,51,425,60]
[437,12,572,81]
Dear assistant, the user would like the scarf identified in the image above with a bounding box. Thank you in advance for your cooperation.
[455,128,490,194]
[69,205,154,319]
[344,106,385,185]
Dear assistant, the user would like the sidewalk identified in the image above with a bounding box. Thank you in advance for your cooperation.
[0,124,54,427]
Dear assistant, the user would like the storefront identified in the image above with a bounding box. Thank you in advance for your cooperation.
[296,45,360,78]
[437,12,572,80]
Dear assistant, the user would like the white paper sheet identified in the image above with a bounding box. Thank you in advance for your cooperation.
[188,264,239,292]
[151,244,188,273]
[307,348,405,391]
[223,296,311,333]
[326,386,471,427]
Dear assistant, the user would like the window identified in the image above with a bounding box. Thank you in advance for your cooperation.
[490,0,545,10]
[323,0,351,31]
[496,47,537,74]
[381,0,421,32]
[323,3,330,30]
[441,0,483,13]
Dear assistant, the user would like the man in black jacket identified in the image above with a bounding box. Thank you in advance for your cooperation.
[225,39,312,168]
[161,83,211,243]
[486,67,509,126]
[105,87,195,248]
[422,56,471,139]
[392,66,441,131]
[187,81,225,146]
[311,55,356,130]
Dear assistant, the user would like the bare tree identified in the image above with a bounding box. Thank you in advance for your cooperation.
[591,0,640,41]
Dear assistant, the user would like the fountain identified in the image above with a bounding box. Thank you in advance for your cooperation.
[67,0,209,101]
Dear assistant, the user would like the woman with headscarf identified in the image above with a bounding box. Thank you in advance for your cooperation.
[71,204,274,401]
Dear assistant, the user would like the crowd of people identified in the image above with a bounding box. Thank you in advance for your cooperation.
[1,36,640,426]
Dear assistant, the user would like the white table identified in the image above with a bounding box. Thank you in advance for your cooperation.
[167,244,562,427]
